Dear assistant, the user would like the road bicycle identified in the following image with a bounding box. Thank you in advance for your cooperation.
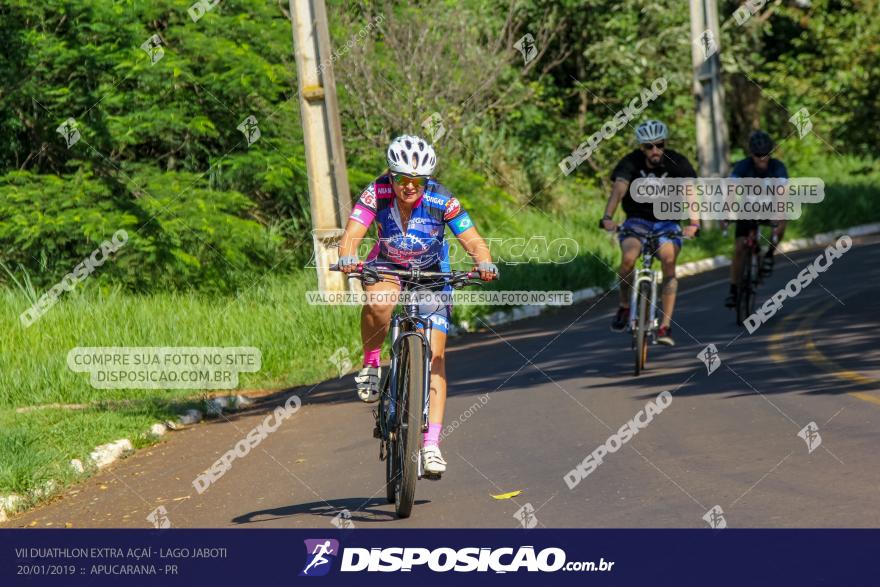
[332,264,484,518]
[729,223,778,327]
[618,227,685,376]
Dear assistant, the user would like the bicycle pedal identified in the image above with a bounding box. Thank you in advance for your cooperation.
[422,472,442,481]
[379,441,386,461]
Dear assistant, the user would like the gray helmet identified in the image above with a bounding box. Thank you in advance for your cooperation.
[635,119,668,143]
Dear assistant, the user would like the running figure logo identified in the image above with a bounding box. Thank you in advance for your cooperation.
[300,539,340,577]
[698,344,721,375]
[514,33,538,65]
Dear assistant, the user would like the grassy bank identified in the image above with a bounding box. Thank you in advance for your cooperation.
[2,155,879,499]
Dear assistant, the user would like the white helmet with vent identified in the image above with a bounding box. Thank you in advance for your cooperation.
[386,135,437,176]
[635,120,668,143]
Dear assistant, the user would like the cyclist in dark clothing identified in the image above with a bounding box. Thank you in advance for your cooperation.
[724,130,788,308]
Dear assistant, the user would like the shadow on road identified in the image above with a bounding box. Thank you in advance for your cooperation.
[231,498,431,525]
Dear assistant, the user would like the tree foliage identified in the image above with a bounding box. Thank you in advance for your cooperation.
[0,0,876,291]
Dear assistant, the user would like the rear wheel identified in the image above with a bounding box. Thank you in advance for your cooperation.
[394,336,424,518]
[633,281,650,376]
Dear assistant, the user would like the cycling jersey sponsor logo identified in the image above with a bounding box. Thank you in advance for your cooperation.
[422,193,446,207]
[360,184,377,208]
[381,234,435,263]
[408,216,436,225]
[444,197,462,220]
[300,539,339,577]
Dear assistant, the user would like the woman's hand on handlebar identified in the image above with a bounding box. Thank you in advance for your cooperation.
[338,255,359,273]
[475,261,500,282]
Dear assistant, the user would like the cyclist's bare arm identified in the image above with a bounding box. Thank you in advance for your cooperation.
[338,218,369,272]
[602,179,629,231]
[455,226,497,281]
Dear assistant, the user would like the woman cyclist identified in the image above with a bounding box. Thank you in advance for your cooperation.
[337,135,498,475]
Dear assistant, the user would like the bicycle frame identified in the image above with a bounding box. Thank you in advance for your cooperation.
[629,248,660,334]
[383,308,432,447]
[332,263,483,514]
[626,236,663,335]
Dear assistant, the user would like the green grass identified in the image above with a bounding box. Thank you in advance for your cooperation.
[0,275,363,497]
[2,154,879,499]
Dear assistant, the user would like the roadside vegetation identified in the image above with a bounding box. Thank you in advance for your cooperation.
[1,0,878,496]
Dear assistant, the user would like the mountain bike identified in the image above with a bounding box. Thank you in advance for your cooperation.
[332,264,484,518]
[618,227,685,376]
[732,223,779,327]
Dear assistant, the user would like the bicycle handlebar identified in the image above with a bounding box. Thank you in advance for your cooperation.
[330,264,486,288]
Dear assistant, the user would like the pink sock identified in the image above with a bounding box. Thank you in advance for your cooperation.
[423,423,442,447]
[363,348,381,368]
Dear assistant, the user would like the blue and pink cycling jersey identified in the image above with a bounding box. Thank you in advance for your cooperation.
[348,174,475,333]
[349,174,473,269]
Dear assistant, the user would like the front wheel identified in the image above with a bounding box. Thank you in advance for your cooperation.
[394,335,424,518]
[633,281,651,376]
[737,252,757,326]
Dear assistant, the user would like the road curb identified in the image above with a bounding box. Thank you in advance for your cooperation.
[1,394,261,525]
[454,221,880,334]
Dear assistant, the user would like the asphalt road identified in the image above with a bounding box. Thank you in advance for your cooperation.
[6,235,879,529]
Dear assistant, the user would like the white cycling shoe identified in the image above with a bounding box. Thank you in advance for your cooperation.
[354,366,380,403]
[421,445,447,475]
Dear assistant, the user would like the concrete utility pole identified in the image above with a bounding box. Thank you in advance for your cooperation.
[290,0,351,292]
[689,0,730,180]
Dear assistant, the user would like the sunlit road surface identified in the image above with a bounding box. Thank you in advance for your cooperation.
[6,236,879,529]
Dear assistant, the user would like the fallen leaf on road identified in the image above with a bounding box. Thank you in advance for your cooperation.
[491,490,522,500]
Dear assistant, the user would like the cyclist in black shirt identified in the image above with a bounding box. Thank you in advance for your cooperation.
[600,120,700,346]
[723,130,788,307]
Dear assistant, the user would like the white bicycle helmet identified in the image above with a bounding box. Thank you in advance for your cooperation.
[635,120,668,143]
[386,135,437,177]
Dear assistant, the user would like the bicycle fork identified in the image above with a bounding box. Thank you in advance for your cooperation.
[417,322,432,479]
[629,268,660,333]
[387,313,434,478]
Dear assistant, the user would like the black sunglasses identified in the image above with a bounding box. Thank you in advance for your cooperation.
[641,141,666,151]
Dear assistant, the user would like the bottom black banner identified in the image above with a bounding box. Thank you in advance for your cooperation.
[1,529,875,586]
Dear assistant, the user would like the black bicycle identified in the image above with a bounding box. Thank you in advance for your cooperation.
[332,264,484,518]
[732,223,778,326]
[618,227,686,376]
